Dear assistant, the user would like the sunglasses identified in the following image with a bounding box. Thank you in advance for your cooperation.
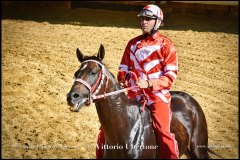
[140,17,155,21]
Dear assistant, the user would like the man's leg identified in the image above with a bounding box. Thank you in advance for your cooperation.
[96,127,105,159]
[149,101,179,159]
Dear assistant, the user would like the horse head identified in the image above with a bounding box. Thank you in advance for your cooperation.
[67,44,106,112]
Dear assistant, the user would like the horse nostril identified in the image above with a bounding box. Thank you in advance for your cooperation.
[83,93,88,98]
[72,92,80,99]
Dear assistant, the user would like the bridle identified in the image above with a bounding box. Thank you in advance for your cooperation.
[75,59,109,104]
[74,59,148,111]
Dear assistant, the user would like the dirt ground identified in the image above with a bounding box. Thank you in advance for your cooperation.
[2,7,238,159]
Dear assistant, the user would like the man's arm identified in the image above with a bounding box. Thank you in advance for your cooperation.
[148,43,178,90]
[117,43,131,83]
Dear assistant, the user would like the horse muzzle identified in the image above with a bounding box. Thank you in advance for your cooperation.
[70,98,88,112]
[66,92,89,112]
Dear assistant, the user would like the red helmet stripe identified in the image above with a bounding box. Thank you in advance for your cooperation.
[144,5,150,9]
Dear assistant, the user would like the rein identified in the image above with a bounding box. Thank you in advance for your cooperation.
[75,59,148,112]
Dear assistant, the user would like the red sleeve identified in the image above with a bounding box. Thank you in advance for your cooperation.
[117,42,131,82]
[150,43,178,91]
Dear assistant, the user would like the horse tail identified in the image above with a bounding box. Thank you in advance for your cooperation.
[207,148,224,159]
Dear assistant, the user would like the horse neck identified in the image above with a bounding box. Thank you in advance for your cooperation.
[95,70,138,142]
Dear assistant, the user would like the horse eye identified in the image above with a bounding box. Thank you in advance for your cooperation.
[90,69,98,75]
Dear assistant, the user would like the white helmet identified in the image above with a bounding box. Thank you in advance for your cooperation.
[137,4,163,32]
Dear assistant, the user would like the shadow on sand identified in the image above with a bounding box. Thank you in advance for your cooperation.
[2,6,238,34]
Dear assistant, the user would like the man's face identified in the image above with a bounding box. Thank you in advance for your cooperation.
[140,17,156,34]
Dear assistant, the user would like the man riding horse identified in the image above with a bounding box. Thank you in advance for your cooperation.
[96,4,179,159]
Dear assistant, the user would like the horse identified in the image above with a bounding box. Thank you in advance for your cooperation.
[66,44,222,159]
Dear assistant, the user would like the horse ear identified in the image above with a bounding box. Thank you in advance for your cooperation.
[97,44,105,61]
[76,48,85,63]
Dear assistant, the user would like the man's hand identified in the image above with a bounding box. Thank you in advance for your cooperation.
[136,80,152,89]
[119,82,127,89]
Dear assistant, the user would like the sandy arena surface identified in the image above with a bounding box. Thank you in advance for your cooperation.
[2,7,238,158]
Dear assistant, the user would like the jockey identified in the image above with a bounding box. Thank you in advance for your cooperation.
[96,4,179,159]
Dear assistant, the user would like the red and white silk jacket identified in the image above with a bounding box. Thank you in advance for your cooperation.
[118,32,178,105]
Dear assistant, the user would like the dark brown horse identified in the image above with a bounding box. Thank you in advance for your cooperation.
[67,44,222,159]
